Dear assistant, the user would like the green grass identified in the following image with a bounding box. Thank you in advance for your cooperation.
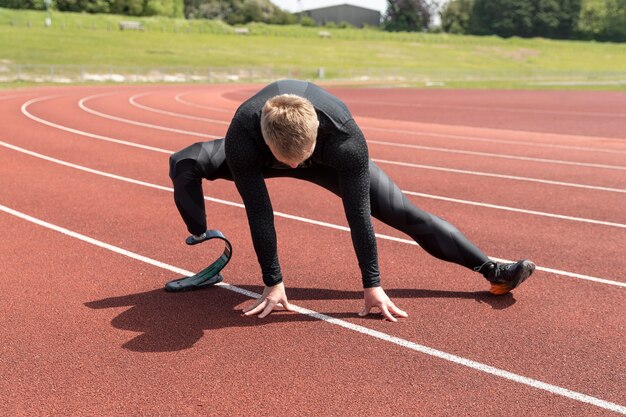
[1,8,626,89]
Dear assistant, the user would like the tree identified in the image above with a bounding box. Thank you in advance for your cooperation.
[469,0,581,38]
[383,0,433,32]
[470,0,534,37]
[0,0,46,9]
[54,0,111,13]
[440,0,473,34]
[578,0,626,41]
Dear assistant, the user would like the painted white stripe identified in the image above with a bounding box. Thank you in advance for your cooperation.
[78,93,220,139]
[345,98,626,118]
[363,126,626,155]
[25,95,624,194]
[21,96,173,154]
[404,191,626,229]
[130,92,230,124]
[175,91,234,113]
[141,90,626,156]
[176,89,625,155]
[2,139,625,290]
[1,203,624,415]
[368,140,626,171]
[373,158,626,194]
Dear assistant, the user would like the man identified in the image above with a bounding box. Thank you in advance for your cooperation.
[169,80,535,321]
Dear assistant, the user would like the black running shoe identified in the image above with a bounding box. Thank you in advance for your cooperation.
[475,260,536,295]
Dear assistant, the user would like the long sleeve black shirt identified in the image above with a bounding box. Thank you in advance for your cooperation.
[224,80,380,288]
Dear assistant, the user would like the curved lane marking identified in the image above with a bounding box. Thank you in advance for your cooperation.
[178,89,626,155]
[363,126,626,155]
[373,158,626,194]
[21,96,172,154]
[130,92,230,124]
[343,98,626,118]
[25,94,626,194]
[140,90,626,167]
[367,139,626,171]
[1,139,625,289]
[1,202,625,415]
[175,91,235,113]
[78,93,220,139]
[404,191,626,229]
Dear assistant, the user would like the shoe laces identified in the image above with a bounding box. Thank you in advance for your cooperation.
[474,261,509,278]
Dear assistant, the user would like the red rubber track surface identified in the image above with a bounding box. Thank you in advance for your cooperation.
[1,84,625,416]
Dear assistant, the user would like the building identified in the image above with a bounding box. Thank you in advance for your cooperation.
[300,4,381,28]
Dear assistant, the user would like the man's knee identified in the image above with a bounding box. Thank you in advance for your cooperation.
[169,142,204,180]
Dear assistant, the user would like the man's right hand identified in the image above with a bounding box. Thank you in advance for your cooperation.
[242,282,293,318]
[359,286,408,322]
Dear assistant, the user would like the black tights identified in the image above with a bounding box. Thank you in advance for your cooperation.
[169,139,490,272]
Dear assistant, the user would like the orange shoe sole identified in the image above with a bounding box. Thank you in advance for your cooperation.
[489,283,513,295]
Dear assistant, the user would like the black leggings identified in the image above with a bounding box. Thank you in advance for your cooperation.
[169,139,490,272]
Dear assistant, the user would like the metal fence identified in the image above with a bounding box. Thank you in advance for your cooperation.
[1,64,625,85]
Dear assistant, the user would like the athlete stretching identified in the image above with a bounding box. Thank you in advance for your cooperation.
[169,80,535,321]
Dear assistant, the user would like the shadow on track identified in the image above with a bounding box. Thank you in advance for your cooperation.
[85,284,514,353]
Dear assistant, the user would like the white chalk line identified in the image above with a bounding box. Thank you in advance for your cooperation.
[1,139,625,290]
[21,96,173,155]
[18,98,626,222]
[0,202,624,415]
[343,98,626,118]
[77,93,220,139]
[404,191,626,229]
[373,158,626,194]
[147,90,626,157]
[367,140,626,171]
[128,91,626,170]
[130,92,230,125]
[175,91,234,113]
[363,126,626,155]
[24,95,626,194]
[16,99,626,221]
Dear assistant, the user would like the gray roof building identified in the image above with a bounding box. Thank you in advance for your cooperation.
[301,4,381,28]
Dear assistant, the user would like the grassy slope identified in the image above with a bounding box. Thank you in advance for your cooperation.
[1,8,625,88]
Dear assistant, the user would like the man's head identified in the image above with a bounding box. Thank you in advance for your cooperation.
[261,94,318,168]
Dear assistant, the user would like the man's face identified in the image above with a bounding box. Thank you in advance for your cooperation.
[268,140,316,169]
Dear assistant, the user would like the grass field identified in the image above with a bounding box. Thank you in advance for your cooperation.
[1,8,626,89]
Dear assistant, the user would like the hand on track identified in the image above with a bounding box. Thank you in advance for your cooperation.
[242,282,293,318]
[359,286,408,322]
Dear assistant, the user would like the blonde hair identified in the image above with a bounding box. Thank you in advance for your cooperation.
[261,94,318,161]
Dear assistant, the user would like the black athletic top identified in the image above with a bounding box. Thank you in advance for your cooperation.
[224,80,380,288]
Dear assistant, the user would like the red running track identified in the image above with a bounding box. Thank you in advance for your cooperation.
[1,84,625,416]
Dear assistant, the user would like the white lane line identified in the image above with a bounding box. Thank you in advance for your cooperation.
[78,93,220,139]
[175,91,234,113]
[154,90,626,156]
[2,139,625,290]
[1,203,625,416]
[368,140,626,171]
[344,98,626,118]
[21,96,173,154]
[24,95,624,194]
[404,191,626,229]
[363,126,626,155]
[130,92,230,124]
[373,158,626,194]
